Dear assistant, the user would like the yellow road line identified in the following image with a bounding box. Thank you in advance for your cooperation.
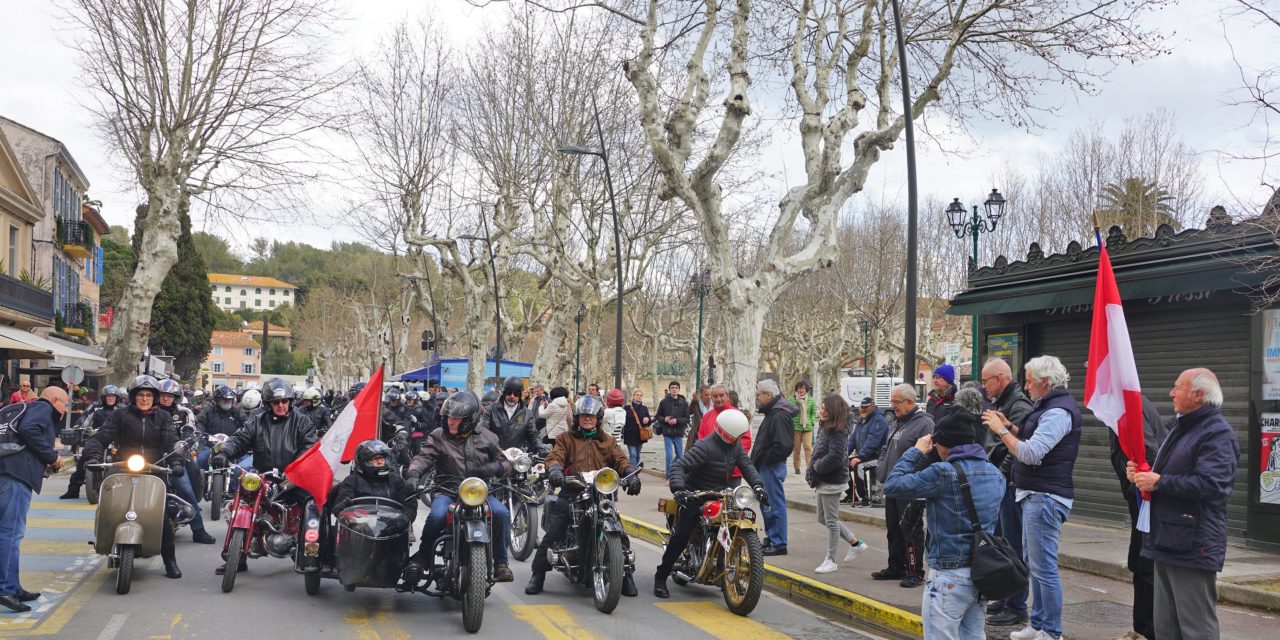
[0,564,108,637]
[655,601,790,640]
[29,502,96,512]
[510,604,599,640]
[26,518,92,530]
[20,540,91,556]
[147,614,186,640]
[345,609,411,640]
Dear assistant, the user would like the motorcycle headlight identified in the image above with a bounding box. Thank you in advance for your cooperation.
[241,473,262,493]
[733,485,755,509]
[513,455,532,474]
[126,455,146,473]
[459,477,488,507]
[593,468,619,494]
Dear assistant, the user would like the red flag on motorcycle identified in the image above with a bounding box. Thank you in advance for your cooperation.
[285,367,383,508]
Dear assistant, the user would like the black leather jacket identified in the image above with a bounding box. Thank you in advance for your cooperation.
[478,401,544,453]
[84,405,178,466]
[668,435,763,493]
[301,403,331,434]
[197,405,246,438]
[221,409,318,472]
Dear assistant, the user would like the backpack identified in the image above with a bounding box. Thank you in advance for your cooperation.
[950,461,1029,600]
[0,402,30,458]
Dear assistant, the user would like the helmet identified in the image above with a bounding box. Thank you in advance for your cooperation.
[157,379,182,398]
[292,388,304,400]
[101,384,121,399]
[441,391,481,436]
[574,395,605,419]
[262,378,293,403]
[501,376,524,397]
[302,387,322,402]
[354,440,393,479]
[384,387,402,404]
[240,388,262,410]
[215,385,237,401]
[128,375,161,403]
[434,391,450,405]
[192,389,206,399]
[481,390,499,406]
[714,408,750,443]
[349,382,366,398]
[604,388,626,408]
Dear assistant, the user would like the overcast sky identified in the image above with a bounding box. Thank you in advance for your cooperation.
[1,0,1272,256]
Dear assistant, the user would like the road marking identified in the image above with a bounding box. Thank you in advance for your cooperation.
[345,609,411,640]
[510,604,599,640]
[94,614,128,640]
[146,614,185,640]
[19,541,90,556]
[655,601,791,640]
[29,502,96,512]
[26,518,93,530]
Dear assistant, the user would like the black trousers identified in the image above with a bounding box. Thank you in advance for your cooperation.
[849,461,870,503]
[533,493,631,573]
[656,500,704,579]
[67,458,87,491]
[1122,486,1157,640]
[885,498,923,577]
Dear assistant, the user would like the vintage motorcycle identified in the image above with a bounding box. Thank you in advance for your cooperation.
[200,433,231,521]
[295,492,422,597]
[415,475,496,634]
[544,468,637,614]
[659,485,765,616]
[491,448,545,562]
[219,465,304,593]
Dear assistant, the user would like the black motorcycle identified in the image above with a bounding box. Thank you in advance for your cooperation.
[492,448,545,563]
[201,433,232,521]
[544,468,637,614]
[418,475,496,634]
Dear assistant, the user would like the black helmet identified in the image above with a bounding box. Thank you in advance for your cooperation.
[384,387,402,404]
[354,440,393,479]
[480,390,499,406]
[157,378,182,399]
[349,381,366,398]
[263,378,293,403]
[501,376,524,397]
[101,384,121,399]
[128,375,162,404]
[441,391,481,436]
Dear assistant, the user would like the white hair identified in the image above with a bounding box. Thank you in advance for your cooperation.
[1025,355,1070,389]
[954,387,985,414]
[710,383,728,393]
[1190,369,1223,407]
[891,383,917,403]
[756,379,780,396]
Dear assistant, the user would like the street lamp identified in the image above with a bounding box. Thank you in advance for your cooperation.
[691,267,711,389]
[947,188,1007,378]
[558,94,624,393]
[458,210,504,382]
[574,304,586,394]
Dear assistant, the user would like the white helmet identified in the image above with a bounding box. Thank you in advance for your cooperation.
[241,388,262,410]
[302,387,323,402]
[714,409,749,443]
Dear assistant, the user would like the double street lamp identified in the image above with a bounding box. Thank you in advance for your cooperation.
[459,212,503,381]
[947,188,1007,378]
[691,267,711,390]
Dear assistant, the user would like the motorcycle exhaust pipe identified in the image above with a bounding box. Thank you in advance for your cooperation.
[672,570,694,584]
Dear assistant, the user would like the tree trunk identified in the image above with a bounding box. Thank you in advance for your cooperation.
[717,297,770,400]
[532,310,569,385]
[463,286,490,392]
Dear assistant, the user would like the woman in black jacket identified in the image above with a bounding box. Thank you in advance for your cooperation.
[621,389,651,467]
[808,394,867,574]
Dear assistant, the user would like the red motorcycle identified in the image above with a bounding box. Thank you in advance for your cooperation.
[220,465,304,593]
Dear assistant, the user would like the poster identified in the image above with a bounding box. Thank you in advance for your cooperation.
[1263,413,1280,505]
[987,332,1021,373]
[1263,310,1280,400]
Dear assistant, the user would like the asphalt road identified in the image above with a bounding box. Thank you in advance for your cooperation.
[1,471,885,640]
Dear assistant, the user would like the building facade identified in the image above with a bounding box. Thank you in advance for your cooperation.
[208,273,297,312]
[202,330,262,390]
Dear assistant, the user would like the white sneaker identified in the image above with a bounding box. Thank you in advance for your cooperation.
[1034,632,1063,640]
[814,559,838,574]
[844,540,868,562]
[1009,627,1039,640]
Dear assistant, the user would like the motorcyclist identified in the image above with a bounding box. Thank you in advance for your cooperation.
[382,387,410,442]
[478,377,544,455]
[237,388,263,422]
[60,384,122,500]
[191,388,208,413]
[194,386,247,473]
[653,408,767,598]
[402,391,515,584]
[327,440,417,520]
[157,379,216,544]
[212,378,318,575]
[331,382,363,417]
[480,389,499,409]
[82,375,184,579]
[299,387,331,436]
[525,395,641,597]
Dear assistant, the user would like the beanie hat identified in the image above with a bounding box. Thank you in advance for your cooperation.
[933,364,956,386]
[933,410,979,448]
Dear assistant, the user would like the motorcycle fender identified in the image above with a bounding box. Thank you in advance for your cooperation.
[231,506,254,530]
[464,520,490,544]
[114,521,144,546]
[727,518,760,530]
[599,518,624,533]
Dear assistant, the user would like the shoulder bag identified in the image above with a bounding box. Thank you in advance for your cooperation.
[950,461,1028,600]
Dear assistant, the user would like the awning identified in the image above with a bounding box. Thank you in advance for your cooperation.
[0,326,108,370]
[393,366,432,382]
[0,333,53,360]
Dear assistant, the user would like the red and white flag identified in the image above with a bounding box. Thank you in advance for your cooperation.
[1084,238,1149,475]
[285,367,383,508]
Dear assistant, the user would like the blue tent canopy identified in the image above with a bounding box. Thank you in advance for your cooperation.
[394,357,533,391]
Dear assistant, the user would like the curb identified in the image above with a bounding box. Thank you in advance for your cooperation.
[620,514,923,639]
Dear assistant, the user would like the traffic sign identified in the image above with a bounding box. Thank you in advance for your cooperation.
[60,364,85,385]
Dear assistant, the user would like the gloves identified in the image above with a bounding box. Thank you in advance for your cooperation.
[673,490,694,503]
[477,461,503,478]
[170,463,185,478]
[211,453,229,469]
[623,474,641,496]
[753,485,770,508]
[548,466,565,488]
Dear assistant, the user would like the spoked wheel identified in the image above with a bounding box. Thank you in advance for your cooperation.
[509,501,534,562]
[720,529,764,616]
[461,542,487,633]
[222,530,246,593]
[592,532,624,614]
[115,545,135,595]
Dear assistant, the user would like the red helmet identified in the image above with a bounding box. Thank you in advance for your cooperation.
[604,388,626,408]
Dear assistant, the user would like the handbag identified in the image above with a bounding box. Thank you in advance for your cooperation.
[629,405,653,443]
[950,461,1029,600]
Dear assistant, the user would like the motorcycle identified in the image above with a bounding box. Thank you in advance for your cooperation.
[492,448,545,562]
[85,443,117,505]
[544,468,638,614]
[89,447,191,594]
[295,491,424,596]
[219,465,304,593]
[417,475,496,634]
[201,433,231,521]
[659,485,765,616]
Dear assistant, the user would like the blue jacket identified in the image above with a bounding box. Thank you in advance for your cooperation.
[1141,405,1238,572]
[849,407,889,460]
[0,399,63,493]
[883,445,1004,570]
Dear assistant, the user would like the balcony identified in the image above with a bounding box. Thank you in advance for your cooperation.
[60,301,94,338]
[56,219,95,260]
[0,273,54,325]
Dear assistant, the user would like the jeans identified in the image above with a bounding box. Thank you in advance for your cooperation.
[1021,493,1069,638]
[0,475,32,596]
[663,436,684,477]
[172,469,205,531]
[627,444,641,468]
[758,462,788,548]
[419,494,509,566]
[996,483,1028,612]
[923,567,985,639]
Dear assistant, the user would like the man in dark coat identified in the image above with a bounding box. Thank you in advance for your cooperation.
[873,384,934,588]
[1131,369,1238,640]
[654,381,691,476]
[1108,395,1165,640]
[750,379,796,555]
[0,387,66,611]
[846,397,888,505]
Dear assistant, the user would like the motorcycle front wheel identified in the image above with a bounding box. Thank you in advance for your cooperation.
[509,500,534,562]
[85,467,100,505]
[115,544,135,595]
[222,529,246,593]
[592,532,624,614]
[209,475,224,521]
[720,529,763,616]
[461,542,487,633]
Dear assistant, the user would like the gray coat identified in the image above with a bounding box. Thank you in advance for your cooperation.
[876,408,935,482]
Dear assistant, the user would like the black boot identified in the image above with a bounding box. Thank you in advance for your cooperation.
[525,570,546,595]
[653,573,670,599]
[163,558,182,579]
[621,570,638,597]
[59,486,81,500]
[214,558,248,575]
[191,529,216,544]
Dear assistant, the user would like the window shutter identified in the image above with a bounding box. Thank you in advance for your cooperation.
[96,246,103,284]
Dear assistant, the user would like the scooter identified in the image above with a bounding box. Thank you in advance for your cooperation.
[89,449,186,595]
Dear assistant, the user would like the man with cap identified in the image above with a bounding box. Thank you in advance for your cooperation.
[927,364,957,420]
[884,409,1005,638]
[846,397,888,505]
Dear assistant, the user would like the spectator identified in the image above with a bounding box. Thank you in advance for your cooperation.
[872,383,934,588]
[1130,369,1237,640]
[980,357,1036,628]
[621,389,651,467]
[587,383,600,398]
[6,380,35,405]
[0,386,67,612]
[751,379,797,556]
[528,384,547,435]
[927,364,957,420]
[790,381,818,475]
[654,381,691,477]
[685,385,713,452]
[1110,396,1165,640]
[845,397,888,505]
[539,387,572,445]
[883,409,1005,639]
[809,393,867,573]
[983,355,1081,640]
[603,389,627,442]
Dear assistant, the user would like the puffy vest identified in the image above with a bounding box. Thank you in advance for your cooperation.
[1011,389,1081,499]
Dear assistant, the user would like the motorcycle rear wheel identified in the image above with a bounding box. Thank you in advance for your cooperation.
[222,530,246,593]
[115,545,135,595]
[510,501,534,562]
[592,532,624,614]
[304,570,321,596]
[461,542,487,633]
[720,529,763,616]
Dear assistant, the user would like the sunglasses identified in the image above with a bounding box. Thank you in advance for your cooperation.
[269,399,291,406]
